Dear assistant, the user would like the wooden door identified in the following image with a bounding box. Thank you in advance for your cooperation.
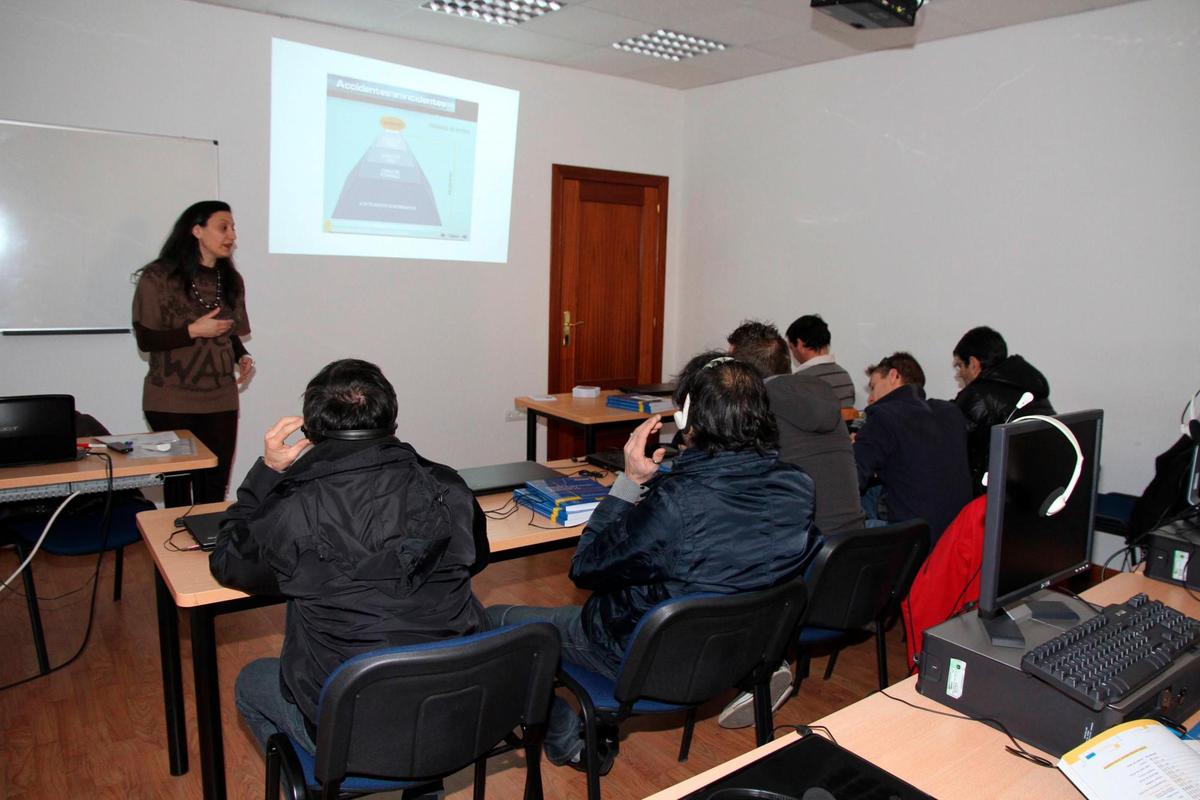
[547,165,668,459]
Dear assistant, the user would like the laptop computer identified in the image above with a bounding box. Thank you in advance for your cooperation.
[458,461,564,496]
[680,733,933,799]
[617,382,676,396]
[181,511,226,551]
[0,394,77,467]
[586,444,679,473]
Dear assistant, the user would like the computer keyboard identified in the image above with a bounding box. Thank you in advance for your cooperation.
[1021,593,1200,711]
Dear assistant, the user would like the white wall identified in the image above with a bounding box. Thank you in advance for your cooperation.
[677,0,1200,504]
[0,0,685,483]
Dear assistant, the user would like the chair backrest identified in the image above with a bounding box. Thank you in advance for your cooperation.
[802,519,930,631]
[613,571,808,707]
[312,622,560,785]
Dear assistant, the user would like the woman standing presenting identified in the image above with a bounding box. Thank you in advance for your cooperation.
[132,200,253,506]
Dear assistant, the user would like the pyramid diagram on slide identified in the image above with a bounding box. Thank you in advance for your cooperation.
[332,117,441,226]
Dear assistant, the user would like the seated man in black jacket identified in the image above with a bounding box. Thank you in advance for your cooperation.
[488,352,821,770]
[953,326,1054,493]
[210,359,489,757]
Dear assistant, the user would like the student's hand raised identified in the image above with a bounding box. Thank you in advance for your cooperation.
[623,414,666,485]
[263,416,310,473]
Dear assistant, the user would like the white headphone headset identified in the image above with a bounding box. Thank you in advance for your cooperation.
[983,401,1083,517]
[1182,387,1200,440]
[983,394,1083,516]
[674,356,735,431]
[1006,414,1084,516]
[673,394,691,431]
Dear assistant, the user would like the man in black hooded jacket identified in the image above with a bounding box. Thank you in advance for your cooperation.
[209,359,489,756]
[953,326,1055,493]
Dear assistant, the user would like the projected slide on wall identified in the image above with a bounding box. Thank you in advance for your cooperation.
[270,39,519,262]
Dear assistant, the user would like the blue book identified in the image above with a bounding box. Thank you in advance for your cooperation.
[605,394,673,414]
[513,487,596,526]
[523,475,609,508]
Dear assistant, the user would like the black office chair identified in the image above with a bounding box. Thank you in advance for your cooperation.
[557,572,808,800]
[263,622,561,800]
[794,519,930,693]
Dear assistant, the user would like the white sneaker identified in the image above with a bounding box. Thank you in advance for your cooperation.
[718,662,793,729]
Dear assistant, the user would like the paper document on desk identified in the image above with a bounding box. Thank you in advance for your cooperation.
[1057,718,1200,799]
[94,432,193,458]
[95,432,179,446]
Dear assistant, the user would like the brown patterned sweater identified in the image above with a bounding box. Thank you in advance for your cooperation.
[131,261,250,414]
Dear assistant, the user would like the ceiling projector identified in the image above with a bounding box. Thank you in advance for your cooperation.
[811,0,922,29]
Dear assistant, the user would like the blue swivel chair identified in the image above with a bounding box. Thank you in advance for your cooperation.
[4,490,154,674]
[1095,492,1138,541]
[557,572,808,800]
[263,622,561,800]
[7,491,154,601]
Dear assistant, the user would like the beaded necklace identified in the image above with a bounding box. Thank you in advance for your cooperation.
[191,269,222,310]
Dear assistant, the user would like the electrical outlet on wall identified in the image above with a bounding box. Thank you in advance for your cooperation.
[504,410,526,422]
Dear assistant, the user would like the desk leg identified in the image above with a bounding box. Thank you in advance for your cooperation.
[15,541,50,675]
[191,606,227,800]
[155,571,188,775]
[526,410,539,461]
[584,425,596,456]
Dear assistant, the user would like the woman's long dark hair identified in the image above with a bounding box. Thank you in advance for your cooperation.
[133,200,244,304]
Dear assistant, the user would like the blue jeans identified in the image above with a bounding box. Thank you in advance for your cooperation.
[487,604,616,764]
[235,657,317,755]
[861,484,887,524]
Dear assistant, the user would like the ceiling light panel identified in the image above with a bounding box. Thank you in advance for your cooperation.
[612,29,729,62]
[421,0,565,26]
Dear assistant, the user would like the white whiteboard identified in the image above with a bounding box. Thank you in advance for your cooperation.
[0,120,219,332]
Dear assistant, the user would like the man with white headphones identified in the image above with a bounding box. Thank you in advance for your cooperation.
[487,351,821,772]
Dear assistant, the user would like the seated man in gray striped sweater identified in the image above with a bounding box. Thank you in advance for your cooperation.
[785,313,856,409]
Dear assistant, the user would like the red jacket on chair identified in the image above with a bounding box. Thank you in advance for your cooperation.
[901,495,987,671]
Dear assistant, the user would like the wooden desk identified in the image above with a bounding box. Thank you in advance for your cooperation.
[514,391,674,460]
[137,460,605,800]
[0,431,216,496]
[0,432,215,676]
[645,570,1200,800]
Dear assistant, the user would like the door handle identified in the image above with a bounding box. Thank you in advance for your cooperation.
[562,311,584,346]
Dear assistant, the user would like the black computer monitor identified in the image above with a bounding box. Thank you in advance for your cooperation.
[977,409,1103,648]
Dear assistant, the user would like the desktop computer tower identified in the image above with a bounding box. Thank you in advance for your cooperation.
[916,590,1200,756]
[1142,516,1200,590]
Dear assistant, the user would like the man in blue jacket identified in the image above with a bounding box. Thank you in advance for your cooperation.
[488,351,820,771]
[854,352,972,544]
